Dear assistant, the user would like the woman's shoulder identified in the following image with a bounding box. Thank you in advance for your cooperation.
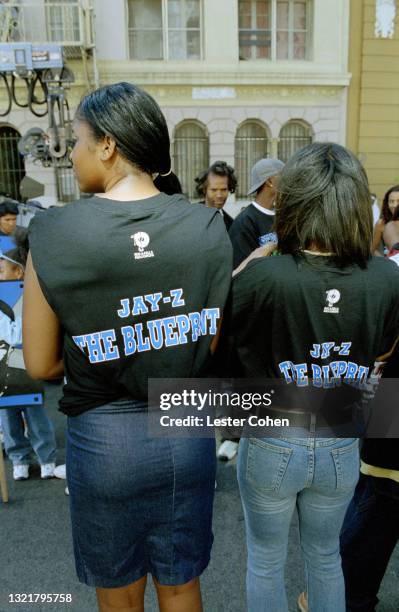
[368,255,399,282]
[374,217,385,231]
[235,253,294,283]
[172,195,217,218]
[170,196,229,232]
[28,199,90,257]
[30,198,86,225]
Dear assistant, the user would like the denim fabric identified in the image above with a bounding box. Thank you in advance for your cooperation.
[341,473,399,612]
[66,399,216,588]
[1,405,56,465]
[237,437,360,612]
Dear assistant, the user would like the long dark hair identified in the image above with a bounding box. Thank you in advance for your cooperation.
[275,142,372,268]
[76,82,181,195]
[381,185,399,223]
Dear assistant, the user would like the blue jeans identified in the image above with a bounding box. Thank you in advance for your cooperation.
[1,405,57,465]
[237,437,360,612]
[340,473,399,612]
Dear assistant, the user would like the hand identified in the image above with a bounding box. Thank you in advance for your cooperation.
[249,242,278,260]
[233,242,277,276]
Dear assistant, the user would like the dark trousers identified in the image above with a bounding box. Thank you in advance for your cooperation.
[340,473,399,612]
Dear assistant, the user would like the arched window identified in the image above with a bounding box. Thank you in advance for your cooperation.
[278,120,313,163]
[0,125,25,200]
[173,121,209,200]
[235,120,269,198]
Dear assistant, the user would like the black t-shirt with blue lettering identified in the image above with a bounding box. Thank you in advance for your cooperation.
[230,253,399,387]
[29,193,232,416]
[229,203,276,268]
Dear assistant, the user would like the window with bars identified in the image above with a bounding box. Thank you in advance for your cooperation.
[278,120,313,162]
[235,120,269,198]
[173,121,209,200]
[45,0,81,44]
[127,0,202,60]
[0,125,25,200]
[238,0,312,61]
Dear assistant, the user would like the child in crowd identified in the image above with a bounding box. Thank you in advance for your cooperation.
[0,240,57,480]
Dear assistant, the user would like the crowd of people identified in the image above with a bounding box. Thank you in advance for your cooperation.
[1,82,399,612]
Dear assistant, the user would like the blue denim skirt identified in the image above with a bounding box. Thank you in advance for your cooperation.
[66,399,216,588]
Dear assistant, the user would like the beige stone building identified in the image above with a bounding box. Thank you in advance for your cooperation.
[0,0,351,209]
[347,0,399,203]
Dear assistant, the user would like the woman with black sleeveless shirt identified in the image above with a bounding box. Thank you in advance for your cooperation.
[23,83,232,612]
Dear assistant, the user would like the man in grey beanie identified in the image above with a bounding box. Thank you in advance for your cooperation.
[229,158,284,269]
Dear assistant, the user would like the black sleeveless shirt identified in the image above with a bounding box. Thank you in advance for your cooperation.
[29,193,232,415]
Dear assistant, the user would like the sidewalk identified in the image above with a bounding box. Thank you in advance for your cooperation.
[1,383,398,612]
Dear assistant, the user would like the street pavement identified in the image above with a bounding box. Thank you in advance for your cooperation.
[1,383,398,612]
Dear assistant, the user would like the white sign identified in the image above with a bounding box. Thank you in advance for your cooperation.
[375,0,396,38]
[192,87,236,100]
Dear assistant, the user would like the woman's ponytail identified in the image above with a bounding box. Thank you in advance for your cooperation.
[154,171,183,196]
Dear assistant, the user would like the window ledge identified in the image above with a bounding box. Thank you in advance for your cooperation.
[98,60,350,87]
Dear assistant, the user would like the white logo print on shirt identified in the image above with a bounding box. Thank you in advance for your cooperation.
[131,232,155,260]
[323,289,341,314]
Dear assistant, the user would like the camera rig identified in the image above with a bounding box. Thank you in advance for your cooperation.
[0,42,75,166]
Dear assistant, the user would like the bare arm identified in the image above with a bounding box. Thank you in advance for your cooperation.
[210,315,223,355]
[232,242,277,277]
[372,219,385,256]
[23,252,64,380]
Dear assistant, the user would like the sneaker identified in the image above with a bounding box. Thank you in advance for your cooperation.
[65,486,69,495]
[40,463,55,479]
[217,440,239,461]
[53,464,66,479]
[13,464,29,480]
[297,592,308,612]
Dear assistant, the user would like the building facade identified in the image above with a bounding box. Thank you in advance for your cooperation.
[347,0,399,203]
[0,0,351,209]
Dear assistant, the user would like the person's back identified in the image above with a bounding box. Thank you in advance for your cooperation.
[24,82,232,612]
[30,192,230,414]
[230,142,399,612]
[233,253,399,383]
